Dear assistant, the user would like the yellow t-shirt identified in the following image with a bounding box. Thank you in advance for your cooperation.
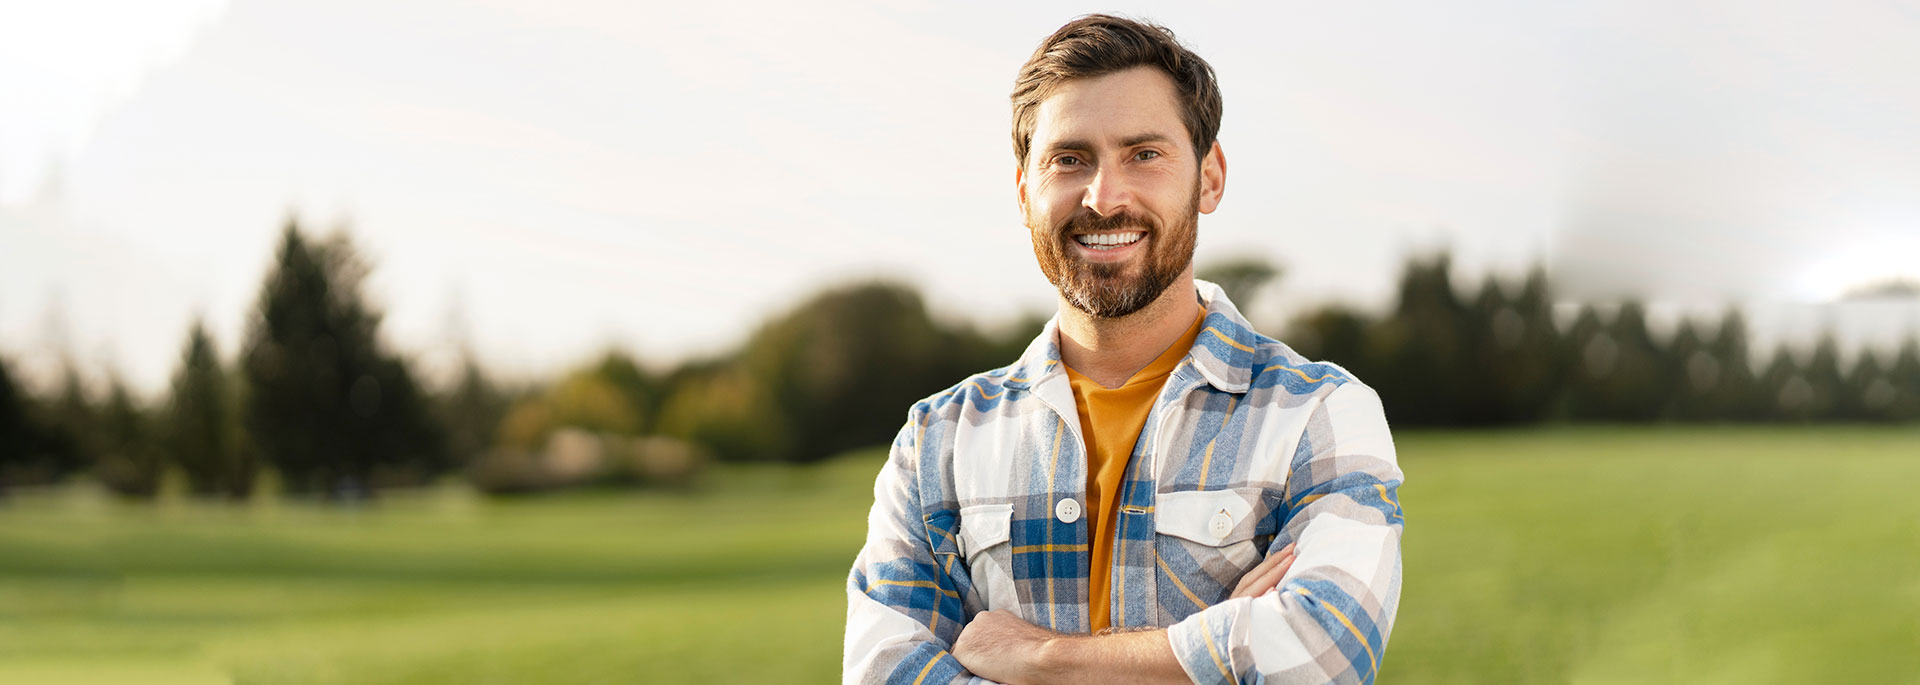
[1062,306,1206,633]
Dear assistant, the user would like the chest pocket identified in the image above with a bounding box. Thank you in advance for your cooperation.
[958,503,1019,612]
[930,503,1019,614]
[1153,489,1265,616]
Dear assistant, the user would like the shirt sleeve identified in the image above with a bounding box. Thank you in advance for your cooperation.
[843,409,998,685]
[1164,381,1406,685]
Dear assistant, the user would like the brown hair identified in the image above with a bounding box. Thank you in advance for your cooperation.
[1010,14,1223,169]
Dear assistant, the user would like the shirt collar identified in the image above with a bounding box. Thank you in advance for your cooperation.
[1001,279,1262,394]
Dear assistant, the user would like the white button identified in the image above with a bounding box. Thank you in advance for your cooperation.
[1055,498,1081,524]
[1208,510,1233,539]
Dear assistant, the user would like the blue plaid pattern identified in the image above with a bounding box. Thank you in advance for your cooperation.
[845,281,1405,684]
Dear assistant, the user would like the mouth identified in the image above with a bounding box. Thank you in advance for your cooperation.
[1072,230,1146,252]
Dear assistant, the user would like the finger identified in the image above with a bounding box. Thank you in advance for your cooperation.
[1229,546,1283,597]
[1237,543,1298,599]
[1238,544,1293,592]
[1230,543,1295,598]
[1243,551,1297,597]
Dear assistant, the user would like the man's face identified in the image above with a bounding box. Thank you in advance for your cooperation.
[1018,66,1224,319]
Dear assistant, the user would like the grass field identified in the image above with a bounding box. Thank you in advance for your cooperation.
[1,426,1916,684]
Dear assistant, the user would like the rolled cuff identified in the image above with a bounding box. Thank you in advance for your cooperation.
[1166,597,1248,685]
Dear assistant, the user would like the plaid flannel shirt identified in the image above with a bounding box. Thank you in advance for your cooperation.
[844,280,1404,685]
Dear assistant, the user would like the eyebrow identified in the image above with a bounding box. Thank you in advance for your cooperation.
[1119,133,1174,147]
[1042,139,1092,156]
[1041,133,1176,156]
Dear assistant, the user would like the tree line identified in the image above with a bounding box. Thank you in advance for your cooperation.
[1285,254,1920,425]
[1,223,1914,500]
[0,222,447,499]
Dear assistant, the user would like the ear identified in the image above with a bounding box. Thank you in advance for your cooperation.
[1198,141,1227,215]
[1015,164,1030,217]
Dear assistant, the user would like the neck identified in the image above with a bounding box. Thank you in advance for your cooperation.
[1056,267,1200,389]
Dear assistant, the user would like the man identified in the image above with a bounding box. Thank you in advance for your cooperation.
[845,14,1404,685]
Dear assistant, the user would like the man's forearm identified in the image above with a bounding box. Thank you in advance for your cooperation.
[952,610,1192,685]
[952,548,1301,684]
[1030,629,1190,685]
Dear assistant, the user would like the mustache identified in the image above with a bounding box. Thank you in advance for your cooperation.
[1056,209,1157,237]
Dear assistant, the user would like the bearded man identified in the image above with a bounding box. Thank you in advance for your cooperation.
[845,14,1405,685]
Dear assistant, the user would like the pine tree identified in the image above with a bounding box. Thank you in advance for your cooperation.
[0,357,43,492]
[1889,338,1920,421]
[1508,266,1565,421]
[97,376,162,498]
[1844,351,1895,422]
[1371,254,1471,425]
[41,364,94,484]
[1758,347,1808,421]
[241,219,445,497]
[1703,308,1759,421]
[1802,335,1846,420]
[1665,320,1706,420]
[1597,302,1668,421]
[437,354,509,470]
[1559,305,1610,420]
[166,320,249,497]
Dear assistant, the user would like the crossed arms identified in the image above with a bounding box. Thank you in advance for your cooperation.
[949,544,1300,684]
[844,382,1404,685]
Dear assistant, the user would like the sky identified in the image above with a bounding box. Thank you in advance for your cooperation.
[3,0,1918,394]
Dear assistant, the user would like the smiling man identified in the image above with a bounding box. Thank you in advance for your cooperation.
[845,15,1405,685]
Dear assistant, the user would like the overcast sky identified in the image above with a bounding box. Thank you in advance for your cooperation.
[3,0,1918,393]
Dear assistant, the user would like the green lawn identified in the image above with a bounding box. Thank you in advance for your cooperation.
[1,426,1915,683]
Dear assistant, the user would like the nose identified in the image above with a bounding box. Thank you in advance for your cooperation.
[1081,163,1132,218]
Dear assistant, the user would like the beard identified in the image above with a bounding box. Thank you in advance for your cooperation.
[1028,179,1199,320]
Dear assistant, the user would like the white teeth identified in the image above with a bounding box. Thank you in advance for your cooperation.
[1075,231,1144,248]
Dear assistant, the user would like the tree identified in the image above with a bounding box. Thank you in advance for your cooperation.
[1664,320,1714,421]
[1457,270,1561,424]
[654,281,993,463]
[437,353,510,468]
[360,354,447,485]
[1558,304,1611,420]
[504,369,641,446]
[241,219,445,498]
[1457,275,1513,424]
[1702,308,1760,421]
[654,360,789,464]
[1888,338,1920,422]
[1502,267,1565,422]
[96,375,163,498]
[37,364,94,484]
[1369,254,1472,425]
[1844,351,1897,422]
[1598,302,1669,421]
[165,320,250,497]
[734,281,982,462]
[1800,334,1846,420]
[1284,305,1372,377]
[0,356,50,492]
[1757,347,1808,422]
[590,350,659,433]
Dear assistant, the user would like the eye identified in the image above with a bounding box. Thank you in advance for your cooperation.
[1135,150,1161,161]
[1056,155,1083,167]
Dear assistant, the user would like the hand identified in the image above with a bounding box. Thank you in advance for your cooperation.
[953,609,1059,683]
[1228,542,1296,600]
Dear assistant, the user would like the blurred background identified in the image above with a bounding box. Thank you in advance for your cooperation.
[2,1,1917,683]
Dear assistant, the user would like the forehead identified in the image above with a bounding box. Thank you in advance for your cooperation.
[1030,66,1188,151]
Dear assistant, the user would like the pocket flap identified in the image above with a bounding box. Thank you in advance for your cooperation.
[1154,489,1256,546]
[924,509,961,556]
[957,503,1013,557]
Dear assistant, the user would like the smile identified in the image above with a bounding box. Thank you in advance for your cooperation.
[1073,231,1145,251]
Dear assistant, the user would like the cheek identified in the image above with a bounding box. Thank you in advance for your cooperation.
[1023,202,1060,235]
[1030,177,1083,213]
